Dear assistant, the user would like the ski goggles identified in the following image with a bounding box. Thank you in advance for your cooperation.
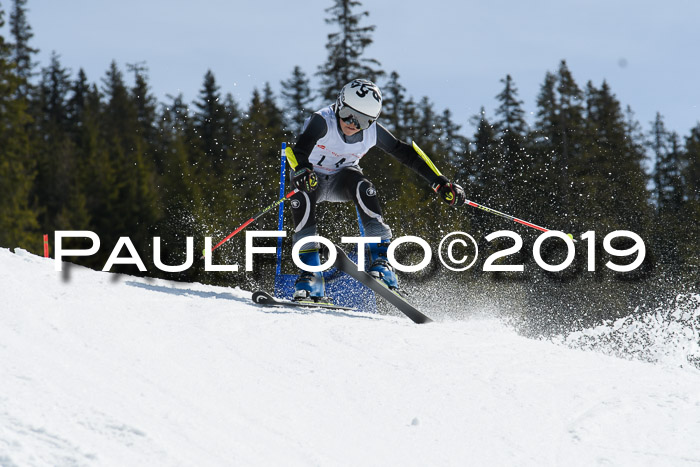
[338,106,377,130]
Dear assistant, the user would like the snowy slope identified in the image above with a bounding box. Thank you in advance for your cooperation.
[1,247,699,466]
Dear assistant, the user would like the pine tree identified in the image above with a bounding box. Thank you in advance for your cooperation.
[470,107,502,209]
[188,71,240,253]
[468,107,528,278]
[160,91,195,167]
[33,52,87,231]
[317,0,384,102]
[36,52,71,127]
[649,113,684,214]
[262,82,286,139]
[382,71,407,135]
[158,94,201,208]
[576,81,650,232]
[493,74,531,215]
[67,77,106,258]
[49,63,91,234]
[619,103,653,228]
[554,61,585,214]
[237,86,286,208]
[280,66,314,136]
[222,91,243,173]
[192,70,231,176]
[99,61,159,267]
[495,75,528,138]
[438,108,467,168]
[414,96,438,146]
[67,68,90,134]
[645,113,688,271]
[0,6,39,249]
[101,61,137,139]
[684,124,700,205]
[532,62,586,224]
[680,124,700,282]
[531,70,559,222]
[128,62,158,150]
[9,0,36,98]
[400,96,419,135]
[534,71,558,141]
[150,94,204,282]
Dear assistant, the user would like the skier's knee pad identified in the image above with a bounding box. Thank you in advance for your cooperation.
[355,179,382,215]
[355,179,392,239]
[290,190,315,232]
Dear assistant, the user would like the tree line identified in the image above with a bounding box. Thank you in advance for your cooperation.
[0,0,697,328]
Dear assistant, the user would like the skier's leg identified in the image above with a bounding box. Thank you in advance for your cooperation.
[338,169,392,239]
[290,189,318,250]
[339,170,399,289]
[289,189,324,299]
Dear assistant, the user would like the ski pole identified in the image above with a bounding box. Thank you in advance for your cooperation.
[202,189,299,258]
[411,142,573,238]
[462,198,574,239]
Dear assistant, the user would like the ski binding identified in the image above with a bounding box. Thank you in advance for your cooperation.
[251,290,355,311]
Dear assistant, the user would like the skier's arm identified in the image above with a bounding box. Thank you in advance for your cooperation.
[376,124,466,206]
[375,124,441,183]
[289,113,327,170]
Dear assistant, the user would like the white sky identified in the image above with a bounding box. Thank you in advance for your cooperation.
[15,0,700,137]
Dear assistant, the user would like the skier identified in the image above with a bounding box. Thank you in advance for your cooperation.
[286,78,465,301]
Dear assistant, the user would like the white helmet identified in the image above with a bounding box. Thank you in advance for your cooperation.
[335,79,382,130]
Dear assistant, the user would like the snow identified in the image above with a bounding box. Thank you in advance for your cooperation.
[1,247,699,466]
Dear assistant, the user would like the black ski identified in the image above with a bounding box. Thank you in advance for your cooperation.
[332,245,433,324]
[251,290,356,312]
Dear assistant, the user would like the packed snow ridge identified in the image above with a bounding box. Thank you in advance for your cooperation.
[1,247,699,466]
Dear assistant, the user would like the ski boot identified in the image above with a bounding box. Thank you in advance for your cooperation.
[293,249,326,301]
[368,240,399,290]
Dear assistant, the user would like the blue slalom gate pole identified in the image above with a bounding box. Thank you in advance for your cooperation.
[275,143,287,276]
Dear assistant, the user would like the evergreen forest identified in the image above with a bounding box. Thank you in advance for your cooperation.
[0,0,697,333]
